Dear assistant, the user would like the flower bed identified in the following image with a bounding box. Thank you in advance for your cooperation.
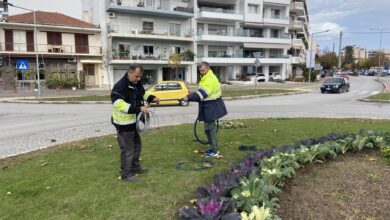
[179,130,390,220]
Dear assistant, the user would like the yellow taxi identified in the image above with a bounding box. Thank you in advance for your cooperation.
[145,81,190,106]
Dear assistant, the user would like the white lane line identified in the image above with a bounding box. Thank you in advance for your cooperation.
[370,91,381,95]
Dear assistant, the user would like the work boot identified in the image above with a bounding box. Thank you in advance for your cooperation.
[131,167,149,174]
[121,175,139,182]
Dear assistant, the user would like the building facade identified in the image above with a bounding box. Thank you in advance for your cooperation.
[82,0,309,85]
[0,11,104,88]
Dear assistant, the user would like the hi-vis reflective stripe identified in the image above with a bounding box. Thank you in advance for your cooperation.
[113,99,130,113]
[196,91,204,100]
[203,96,221,101]
[112,118,136,125]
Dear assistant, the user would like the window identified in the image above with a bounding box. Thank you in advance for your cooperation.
[168,83,182,90]
[197,23,204,35]
[155,83,168,91]
[170,46,181,55]
[270,49,282,58]
[169,23,181,36]
[47,32,62,45]
[208,45,228,57]
[145,0,154,8]
[13,30,27,52]
[142,21,154,34]
[271,9,280,18]
[271,29,279,38]
[248,4,259,14]
[144,45,154,55]
[118,43,130,57]
[208,25,228,36]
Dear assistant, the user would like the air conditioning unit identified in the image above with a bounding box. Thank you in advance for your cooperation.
[68,58,77,63]
[162,53,168,59]
[108,12,116,18]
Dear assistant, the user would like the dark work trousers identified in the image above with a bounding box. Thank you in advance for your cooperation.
[116,130,142,178]
[204,120,217,152]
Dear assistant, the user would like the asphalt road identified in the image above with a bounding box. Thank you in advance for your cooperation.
[0,76,389,158]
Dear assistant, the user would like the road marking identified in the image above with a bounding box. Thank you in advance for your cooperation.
[370,91,381,95]
[358,91,369,95]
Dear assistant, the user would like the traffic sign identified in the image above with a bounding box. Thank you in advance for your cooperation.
[17,60,29,70]
[254,58,261,68]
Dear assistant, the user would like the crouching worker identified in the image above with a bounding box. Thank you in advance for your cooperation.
[182,61,228,158]
[111,64,159,182]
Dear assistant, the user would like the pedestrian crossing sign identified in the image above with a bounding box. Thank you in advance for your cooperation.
[17,60,29,70]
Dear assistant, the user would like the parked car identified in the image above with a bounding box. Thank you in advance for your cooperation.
[257,74,266,82]
[320,77,350,93]
[270,72,282,80]
[337,73,349,79]
[145,81,190,106]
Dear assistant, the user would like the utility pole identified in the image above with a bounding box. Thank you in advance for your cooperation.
[338,31,343,69]
[370,28,390,70]
[332,42,335,53]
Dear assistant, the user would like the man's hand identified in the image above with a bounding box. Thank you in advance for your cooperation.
[140,106,149,113]
[182,96,189,102]
[152,97,160,104]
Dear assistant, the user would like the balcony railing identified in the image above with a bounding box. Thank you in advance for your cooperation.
[197,29,289,39]
[291,1,305,11]
[199,7,239,14]
[198,52,290,59]
[0,42,102,55]
[108,0,194,13]
[108,25,193,38]
[263,15,289,20]
[111,50,194,61]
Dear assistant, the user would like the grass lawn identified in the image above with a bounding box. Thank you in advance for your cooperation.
[37,89,294,102]
[366,92,390,101]
[1,118,390,219]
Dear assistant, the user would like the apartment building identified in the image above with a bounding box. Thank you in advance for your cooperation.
[0,11,104,87]
[82,0,196,86]
[289,0,309,76]
[341,45,367,63]
[82,0,309,85]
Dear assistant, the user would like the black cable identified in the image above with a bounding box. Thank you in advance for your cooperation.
[194,118,219,145]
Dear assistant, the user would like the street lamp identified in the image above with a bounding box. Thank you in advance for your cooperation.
[308,29,330,83]
[370,28,390,71]
[5,2,40,98]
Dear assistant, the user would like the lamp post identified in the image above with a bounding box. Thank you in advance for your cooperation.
[308,29,330,83]
[370,28,390,71]
[5,2,40,98]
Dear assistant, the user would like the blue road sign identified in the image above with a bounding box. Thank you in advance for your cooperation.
[17,60,29,70]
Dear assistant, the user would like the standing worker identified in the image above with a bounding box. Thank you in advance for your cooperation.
[182,61,228,158]
[111,64,159,182]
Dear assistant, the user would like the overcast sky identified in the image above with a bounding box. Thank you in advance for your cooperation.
[6,0,390,51]
[308,0,390,51]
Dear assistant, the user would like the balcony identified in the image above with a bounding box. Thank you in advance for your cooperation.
[197,29,291,44]
[289,19,304,31]
[264,0,290,5]
[197,53,291,65]
[290,1,306,15]
[111,50,194,65]
[263,14,289,25]
[0,43,102,57]
[106,0,194,18]
[292,39,305,49]
[108,25,194,42]
[198,7,243,21]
